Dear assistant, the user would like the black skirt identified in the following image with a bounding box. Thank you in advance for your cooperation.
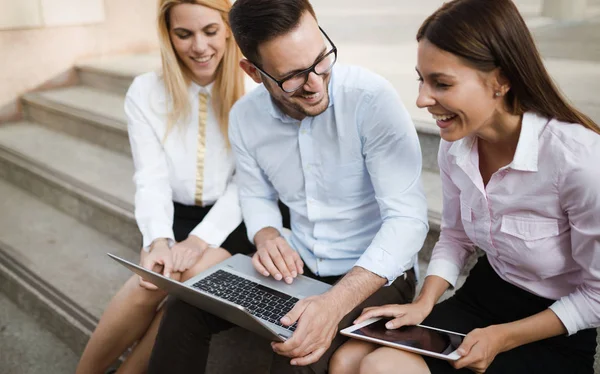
[172,202,254,255]
[423,255,597,374]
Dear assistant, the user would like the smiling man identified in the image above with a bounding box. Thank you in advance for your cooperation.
[147,1,428,373]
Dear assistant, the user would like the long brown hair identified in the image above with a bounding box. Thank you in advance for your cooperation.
[158,0,245,144]
[417,0,599,135]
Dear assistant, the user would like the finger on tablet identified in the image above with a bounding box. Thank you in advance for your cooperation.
[354,308,381,324]
[385,316,409,329]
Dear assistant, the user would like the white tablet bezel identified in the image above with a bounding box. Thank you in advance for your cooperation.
[340,317,465,361]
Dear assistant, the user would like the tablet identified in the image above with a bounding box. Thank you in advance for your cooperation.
[341,317,465,361]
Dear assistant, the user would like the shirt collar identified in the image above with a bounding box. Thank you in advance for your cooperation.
[266,65,337,123]
[448,134,476,163]
[448,111,549,172]
[509,111,548,171]
[190,80,214,96]
[267,94,297,123]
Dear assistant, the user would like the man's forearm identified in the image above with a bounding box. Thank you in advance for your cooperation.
[323,266,387,318]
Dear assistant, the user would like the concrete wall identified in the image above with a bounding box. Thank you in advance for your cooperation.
[1,0,105,30]
[0,0,158,122]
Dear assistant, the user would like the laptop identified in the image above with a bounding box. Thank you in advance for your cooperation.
[108,253,332,341]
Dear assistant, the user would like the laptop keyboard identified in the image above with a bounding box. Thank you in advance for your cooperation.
[192,270,299,332]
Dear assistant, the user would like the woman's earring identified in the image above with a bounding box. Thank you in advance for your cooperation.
[495,91,502,97]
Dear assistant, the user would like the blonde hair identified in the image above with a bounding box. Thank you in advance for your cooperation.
[157,0,244,145]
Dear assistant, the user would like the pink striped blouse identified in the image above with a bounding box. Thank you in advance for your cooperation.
[426,112,600,335]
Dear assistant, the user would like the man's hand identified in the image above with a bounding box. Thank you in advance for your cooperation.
[271,294,343,366]
[170,235,209,273]
[253,227,303,284]
[271,266,387,366]
[139,238,173,290]
[452,325,507,373]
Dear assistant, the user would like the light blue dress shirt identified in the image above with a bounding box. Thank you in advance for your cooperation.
[229,64,429,283]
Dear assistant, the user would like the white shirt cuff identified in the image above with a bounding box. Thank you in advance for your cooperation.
[142,237,175,252]
[549,298,582,336]
[246,215,284,244]
[141,223,175,252]
[425,258,462,288]
[354,247,414,286]
[190,220,230,248]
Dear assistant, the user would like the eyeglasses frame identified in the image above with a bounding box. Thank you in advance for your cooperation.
[250,26,338,93]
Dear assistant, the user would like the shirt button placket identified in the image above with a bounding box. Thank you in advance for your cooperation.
[299,118,316,220]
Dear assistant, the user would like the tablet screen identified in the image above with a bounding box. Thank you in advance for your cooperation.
[353,318,464,355]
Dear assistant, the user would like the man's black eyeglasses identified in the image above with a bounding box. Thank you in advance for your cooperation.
[251,27,337,93]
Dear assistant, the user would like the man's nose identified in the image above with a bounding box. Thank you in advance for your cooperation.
[302,71,323,92]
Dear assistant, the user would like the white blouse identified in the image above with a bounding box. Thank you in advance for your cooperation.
[125,71,241,249]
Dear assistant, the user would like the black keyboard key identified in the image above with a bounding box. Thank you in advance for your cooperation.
[192,270,301,327]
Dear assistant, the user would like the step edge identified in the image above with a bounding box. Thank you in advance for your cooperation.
[22,91,127,134]
[0,242,95,355]
[414,119,439,136]
[0,143,134,217]
[75,64,136,79]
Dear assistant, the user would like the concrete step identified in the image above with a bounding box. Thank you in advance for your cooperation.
[314,0,554,30]
[0,121,140,249]
[0,178,136,355]
[534,15,600,62]
[77,54,161,96]
[0,179,276,372]
[421,169,442,260]
[22,86,130,155]
[0,292,79,374]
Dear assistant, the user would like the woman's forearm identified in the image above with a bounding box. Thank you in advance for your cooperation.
[498,309,567,352]
[414,275,452,310]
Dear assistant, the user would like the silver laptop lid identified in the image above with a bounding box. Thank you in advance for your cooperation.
[108,253,331,341]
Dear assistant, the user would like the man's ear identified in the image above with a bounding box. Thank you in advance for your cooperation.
[240,59,263,84]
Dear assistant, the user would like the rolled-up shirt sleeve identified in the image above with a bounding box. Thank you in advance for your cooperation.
[549,141,600,335]
[228,109,283,243]
[354,81,429,284]
[425,140,478,287]
[125,78,175,250]
[190,176,243,247]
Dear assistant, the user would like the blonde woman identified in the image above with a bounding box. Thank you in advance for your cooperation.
[75,1,250,373]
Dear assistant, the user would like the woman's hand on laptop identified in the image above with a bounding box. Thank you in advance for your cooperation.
[139,238,174,290]
[170,235,209,273]
[253,227,304,284]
